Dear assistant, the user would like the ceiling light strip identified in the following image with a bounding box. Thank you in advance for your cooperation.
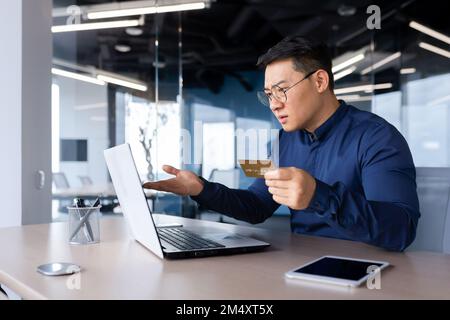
[332,53,365,73]
[409,21,450,45]
[52,68,105,86]
[334,83,392,95]
[52,19,140,33]
[400,68,416,74]
[418,42,450,59]
[97,74,148,91]
[336,95,372,102]
[87,2,206,19]
[361,52,401,75]
[333,66,356,81]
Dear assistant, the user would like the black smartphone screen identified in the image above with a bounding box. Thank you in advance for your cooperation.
[294,257,384,281]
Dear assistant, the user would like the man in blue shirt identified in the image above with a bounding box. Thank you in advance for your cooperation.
[144,36,420,252]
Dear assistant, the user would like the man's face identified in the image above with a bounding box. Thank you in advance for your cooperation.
[264,58,318,132]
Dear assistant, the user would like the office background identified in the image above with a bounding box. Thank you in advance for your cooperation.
[1,0,449,252]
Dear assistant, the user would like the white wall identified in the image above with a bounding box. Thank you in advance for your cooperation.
[0,1,22,227]
[54,76,109,187]
[0,0,52,227]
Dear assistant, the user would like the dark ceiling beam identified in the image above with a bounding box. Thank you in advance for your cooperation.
[226,7,255,39]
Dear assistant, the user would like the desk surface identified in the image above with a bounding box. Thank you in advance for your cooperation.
[1,215,449,300]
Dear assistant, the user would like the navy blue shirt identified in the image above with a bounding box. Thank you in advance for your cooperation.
[192,101,420,251]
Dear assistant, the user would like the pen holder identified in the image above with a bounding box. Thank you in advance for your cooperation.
[67,206,101,245]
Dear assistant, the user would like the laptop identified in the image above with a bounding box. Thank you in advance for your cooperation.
[104,143,270,259]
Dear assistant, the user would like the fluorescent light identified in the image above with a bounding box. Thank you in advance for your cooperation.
[153,2,206,13]
[334,83,392,95]
[53,59,147,91]
[333,66,356,81]
[52,19,140,33]
[335,94,360,100]
[348,96,372,102]
[409,21,450,45]
[115,44,132,53]
[88,7,157,19]
[361,52,401,75]
[87,2,206,19]
[97,74,147,91]
[418,42,450,59]
[52,68,106,86]
[332,53,365,73]
[75,102,108,111]
[336,94,372,102]
[400,68,416,74]
[125,27,143,36]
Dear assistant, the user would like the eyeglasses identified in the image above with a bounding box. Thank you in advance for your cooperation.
[257,70,317,107]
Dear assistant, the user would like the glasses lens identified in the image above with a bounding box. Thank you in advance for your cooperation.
[257,91,270,106]
[272,86,286,103]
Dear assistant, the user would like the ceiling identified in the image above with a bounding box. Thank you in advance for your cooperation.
[52,0,450,94]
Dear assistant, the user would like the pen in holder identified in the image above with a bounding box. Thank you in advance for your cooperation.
[68,198,101,245]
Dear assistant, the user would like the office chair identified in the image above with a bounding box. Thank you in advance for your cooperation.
[52,172,70,189]
[408,167,450,253]
[52,172,72,215]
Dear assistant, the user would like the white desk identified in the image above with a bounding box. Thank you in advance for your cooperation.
[1,215,450,299]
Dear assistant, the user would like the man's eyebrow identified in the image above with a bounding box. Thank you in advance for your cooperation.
[264,80,287,90]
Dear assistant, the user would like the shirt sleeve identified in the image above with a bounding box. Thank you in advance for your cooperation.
[190,177,280,224]
[307,122,421,252]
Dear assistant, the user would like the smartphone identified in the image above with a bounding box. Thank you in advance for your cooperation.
[285,255,390,287]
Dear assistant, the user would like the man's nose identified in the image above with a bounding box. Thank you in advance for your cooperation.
[269,99,284,111]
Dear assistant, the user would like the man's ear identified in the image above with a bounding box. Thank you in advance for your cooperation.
[314,70,329,93]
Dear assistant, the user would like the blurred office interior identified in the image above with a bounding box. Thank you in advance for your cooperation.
[1,0,449,252]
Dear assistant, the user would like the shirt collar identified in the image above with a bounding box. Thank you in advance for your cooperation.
[304,100,348,142]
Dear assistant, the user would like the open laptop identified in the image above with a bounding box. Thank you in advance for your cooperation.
[104,143,270,259]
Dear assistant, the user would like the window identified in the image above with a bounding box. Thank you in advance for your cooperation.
[124,94,181,181]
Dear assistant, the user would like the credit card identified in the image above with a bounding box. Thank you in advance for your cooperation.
[238,160,275,178]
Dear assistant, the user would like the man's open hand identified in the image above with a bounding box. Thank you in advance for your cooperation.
[264,167,317,210]
[143,165,204,196]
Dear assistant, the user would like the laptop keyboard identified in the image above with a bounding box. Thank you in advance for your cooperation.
[157,227,225,251]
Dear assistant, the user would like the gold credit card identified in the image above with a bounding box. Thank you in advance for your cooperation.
[238,160,275,178]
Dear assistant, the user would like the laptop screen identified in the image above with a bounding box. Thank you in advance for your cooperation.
[104,144,164,258]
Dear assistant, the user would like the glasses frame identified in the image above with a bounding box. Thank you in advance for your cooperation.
[258,69,318,107]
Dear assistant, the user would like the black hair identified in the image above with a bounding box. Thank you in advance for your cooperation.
[256,36,334,90]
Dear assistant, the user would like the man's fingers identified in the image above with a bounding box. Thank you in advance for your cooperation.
[142,181,165,191]
[267,187,290,197]
[265,179,289,188]
[162,165,180,176]
[143,179,176,192]
[143,178,188,195]
[264,168,291,180]
[272,194,289,206]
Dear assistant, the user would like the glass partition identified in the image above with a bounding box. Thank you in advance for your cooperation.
[51,1,450,221]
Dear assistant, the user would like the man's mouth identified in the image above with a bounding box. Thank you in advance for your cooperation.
[278,115,288,124]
